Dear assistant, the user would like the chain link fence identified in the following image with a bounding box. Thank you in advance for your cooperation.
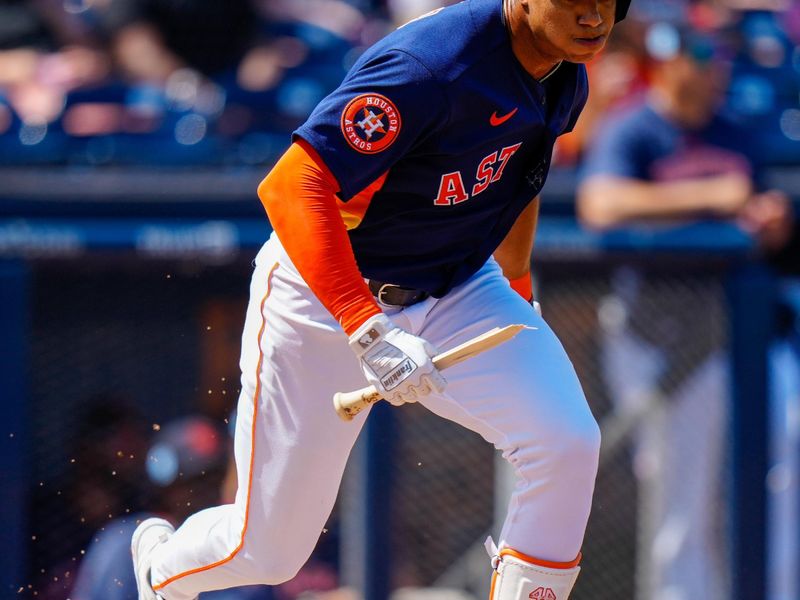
[383,256,733,600]
[24,257,252,598]
[20,252,738,600]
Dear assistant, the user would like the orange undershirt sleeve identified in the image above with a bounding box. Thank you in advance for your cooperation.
[257,140,381,335]
[508,272,533,302]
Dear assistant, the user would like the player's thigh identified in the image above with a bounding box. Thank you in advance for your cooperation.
[419,262,598,454]
[234,241,367,556]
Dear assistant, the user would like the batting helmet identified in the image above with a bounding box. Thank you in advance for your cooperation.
[145,417,227,487]
[616,0,631,22]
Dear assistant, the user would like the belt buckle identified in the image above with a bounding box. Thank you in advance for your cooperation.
[376,283,399,307]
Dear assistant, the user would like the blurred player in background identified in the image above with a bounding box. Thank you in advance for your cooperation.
[132,2,631,600]
[577,20,794,600]
[71,416,273,600]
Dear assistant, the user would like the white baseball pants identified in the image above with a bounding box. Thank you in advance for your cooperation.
[150,234,600,600]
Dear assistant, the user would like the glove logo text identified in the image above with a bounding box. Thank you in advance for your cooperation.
[381,359,415,390]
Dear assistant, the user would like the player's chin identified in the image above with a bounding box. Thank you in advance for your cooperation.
[564,35,608,62]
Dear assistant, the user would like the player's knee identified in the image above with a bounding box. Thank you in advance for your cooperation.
[548,414,601,472]
[234,552,305,585]
[258,560,305,586]
[512,406,600,477]
[239,540,309,585]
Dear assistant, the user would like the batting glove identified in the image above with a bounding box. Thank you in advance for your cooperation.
[348,313,447,406]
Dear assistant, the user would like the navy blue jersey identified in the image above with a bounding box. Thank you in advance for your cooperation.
[580,102,762,186]
[294,0,588,296]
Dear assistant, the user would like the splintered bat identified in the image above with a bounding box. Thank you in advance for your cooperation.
[334,324,532,421]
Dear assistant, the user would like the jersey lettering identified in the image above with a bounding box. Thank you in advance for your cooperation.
[434,172,469,205]
[435,143,522,206]
[491,143,522,182]
[471,151,498,196]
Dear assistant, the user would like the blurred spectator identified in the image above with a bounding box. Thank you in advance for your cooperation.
[0,0,109,127]
[30,397,151,599]
[68,415,254,599]
[0,0,374,163]
[89,0,369,97]
[69,413,343,600]
[576,20,795,600]
[559,1,800,167]
[94,0,261,84]
[577,21,793,248]
[259,0,367,43]
[723,7,800,165]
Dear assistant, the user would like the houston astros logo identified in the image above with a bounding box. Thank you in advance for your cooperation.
[341,93,402,154]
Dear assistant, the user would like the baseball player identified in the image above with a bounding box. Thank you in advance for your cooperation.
[132,1,630,599]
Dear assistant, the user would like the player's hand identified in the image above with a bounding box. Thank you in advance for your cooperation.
[711,172,753,216]
[348,313,446,406]
[737,190,794,252]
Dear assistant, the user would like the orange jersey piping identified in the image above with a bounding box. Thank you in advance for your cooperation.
[153,261,280,591]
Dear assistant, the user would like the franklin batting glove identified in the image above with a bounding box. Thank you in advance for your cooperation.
[348,313,447,406]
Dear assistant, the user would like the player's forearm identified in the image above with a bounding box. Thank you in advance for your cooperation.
[258,141,381,335]
[493,197,539,301]
[577,175,750,229]
[494,196,539,279]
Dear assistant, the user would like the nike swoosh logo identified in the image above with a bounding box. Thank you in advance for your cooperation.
[490,107,518,127]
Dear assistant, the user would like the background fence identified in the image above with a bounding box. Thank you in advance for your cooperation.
[1,1,798,598]
[2,192,793,599]
[339,227,781,600]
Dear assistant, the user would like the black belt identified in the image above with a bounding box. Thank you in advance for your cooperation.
[368,280,430,307]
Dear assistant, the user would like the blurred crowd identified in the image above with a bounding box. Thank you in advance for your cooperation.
[554,0,800,168]
[0,0,798,168]
[0,0,405,165]
[9,0,800,598]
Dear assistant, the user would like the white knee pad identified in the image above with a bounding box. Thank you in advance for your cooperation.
[487,539,580,600]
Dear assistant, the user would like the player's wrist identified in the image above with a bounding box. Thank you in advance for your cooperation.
[348,313,394,357]
[508,271,533,302]
[506,271,542,316]
[341,303,383,337]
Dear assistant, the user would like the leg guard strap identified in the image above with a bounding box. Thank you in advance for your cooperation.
[487,540,580,600]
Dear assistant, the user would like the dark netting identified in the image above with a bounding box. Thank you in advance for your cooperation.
[23,252,733,600]
[383,256,732,600]
[390,405,495,589]
[25,256,252,597]
[540,259,729,600]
